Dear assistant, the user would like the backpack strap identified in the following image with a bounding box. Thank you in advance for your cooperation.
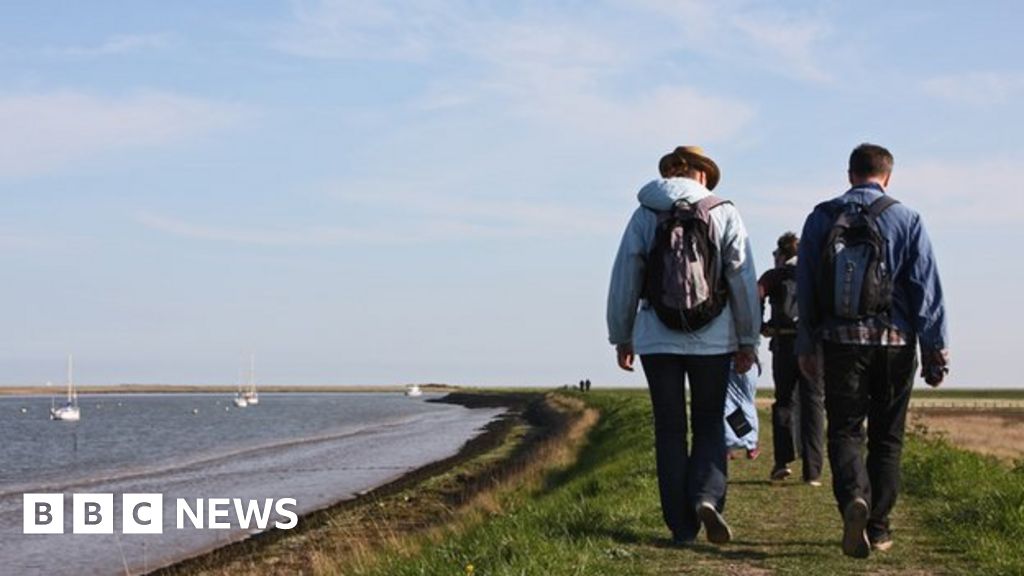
[695,194,732,212]
[690,195,732,220]
[868,195,899,217]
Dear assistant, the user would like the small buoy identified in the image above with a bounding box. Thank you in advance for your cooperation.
[224,406,230,411]
[117,402,123,407]
[192,408,199,415]
[20,407,28,413]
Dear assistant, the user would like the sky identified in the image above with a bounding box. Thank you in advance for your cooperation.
[1,1,1021,388]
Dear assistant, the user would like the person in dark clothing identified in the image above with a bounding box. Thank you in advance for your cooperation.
[796,143,949,558]
[759,232,825,485]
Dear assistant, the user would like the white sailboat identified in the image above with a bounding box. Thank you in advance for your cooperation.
[405,384,423,397]
[243,353,259,406]
[50,355,81,421]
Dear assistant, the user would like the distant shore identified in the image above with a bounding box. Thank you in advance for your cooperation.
[0,383,460,396]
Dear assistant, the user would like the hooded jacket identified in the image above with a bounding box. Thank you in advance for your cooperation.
[607,177,761,355]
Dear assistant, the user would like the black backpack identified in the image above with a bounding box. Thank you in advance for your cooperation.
[643,196,731,332]
[819,195,899,321]
[768,264,799,329]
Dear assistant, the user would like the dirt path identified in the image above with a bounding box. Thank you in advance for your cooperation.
[627,410,968,575]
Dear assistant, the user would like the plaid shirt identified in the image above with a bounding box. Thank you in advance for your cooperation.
[820,320,908,347]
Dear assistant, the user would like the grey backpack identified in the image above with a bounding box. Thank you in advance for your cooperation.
[643,196,731,332]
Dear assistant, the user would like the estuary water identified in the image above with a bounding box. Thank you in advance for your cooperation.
[0,392,504,575]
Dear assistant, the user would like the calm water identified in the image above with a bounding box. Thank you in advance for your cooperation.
[0,393,503,575]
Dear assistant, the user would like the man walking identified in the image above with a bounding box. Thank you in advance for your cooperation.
[760,232,824,485]
[608,146,760,546]
[796,144,948,558]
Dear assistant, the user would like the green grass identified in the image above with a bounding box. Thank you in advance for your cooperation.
[344,390,1000,575]
[903,427,1024,576]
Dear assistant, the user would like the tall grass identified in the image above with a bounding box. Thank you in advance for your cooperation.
[350,392,651,576]
[902,428,1024,576]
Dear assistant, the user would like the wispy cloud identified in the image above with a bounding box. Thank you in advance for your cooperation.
[0,90,246,177]
[135,211,377,246]
[923,71,1024,106]
[273,0,448,61]
[730,10,832,83]
[271,1,837,147]
[897,154,1024,227]
[136,180,625,247]
[465,20,755,144]
[49,33,173,57]
[332,180,625,237]
[632,0,835,83]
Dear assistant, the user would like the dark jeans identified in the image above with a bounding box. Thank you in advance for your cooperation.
[771,336,825,480]
[641,353,731,539]
[822,342,917,539]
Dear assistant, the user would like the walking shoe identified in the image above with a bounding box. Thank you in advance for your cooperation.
[842,498,870,559]
[805,478,823,487]
[671,531,696,547]
[746,446,761,460]
[870,532,893,552]
[770,464,792,481]
[696,502,732,544]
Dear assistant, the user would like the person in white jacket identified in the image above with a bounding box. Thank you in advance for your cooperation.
[607,146,760,546]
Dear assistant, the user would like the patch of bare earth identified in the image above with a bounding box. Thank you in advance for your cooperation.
[910,408,1024,462]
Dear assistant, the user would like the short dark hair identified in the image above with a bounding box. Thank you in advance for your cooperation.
[849,143,894,178]
[659,153,700,179]
[775,232,799,260]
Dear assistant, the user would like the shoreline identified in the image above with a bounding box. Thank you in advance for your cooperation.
[0,383,460,396]
[148,390,569,575]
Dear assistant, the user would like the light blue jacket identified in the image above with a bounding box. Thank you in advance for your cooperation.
[606,178,761,355]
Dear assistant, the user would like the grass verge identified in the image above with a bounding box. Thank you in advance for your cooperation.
[902,423,1024,576]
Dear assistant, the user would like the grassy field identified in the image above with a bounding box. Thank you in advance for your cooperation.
[341,389,1023,576]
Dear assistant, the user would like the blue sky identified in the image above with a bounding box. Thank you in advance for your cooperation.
[1,1,1021,387]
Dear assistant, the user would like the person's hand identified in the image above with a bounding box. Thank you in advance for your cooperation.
[616,343,635,372]
[734,346,756,374]
[922,348,950,387]
[799,354,820,382]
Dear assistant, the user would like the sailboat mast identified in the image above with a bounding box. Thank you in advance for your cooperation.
[249,353,255,394]
[67,354,74,403]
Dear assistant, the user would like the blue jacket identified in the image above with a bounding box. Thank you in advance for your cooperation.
[607,178,761,355]
[795,183,948,355]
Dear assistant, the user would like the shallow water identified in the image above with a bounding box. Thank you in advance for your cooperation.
[0,393,503,575]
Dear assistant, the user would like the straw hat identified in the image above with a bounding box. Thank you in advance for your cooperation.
[658,146,721,190]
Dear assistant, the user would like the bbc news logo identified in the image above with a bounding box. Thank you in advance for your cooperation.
[23,493,298,534]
